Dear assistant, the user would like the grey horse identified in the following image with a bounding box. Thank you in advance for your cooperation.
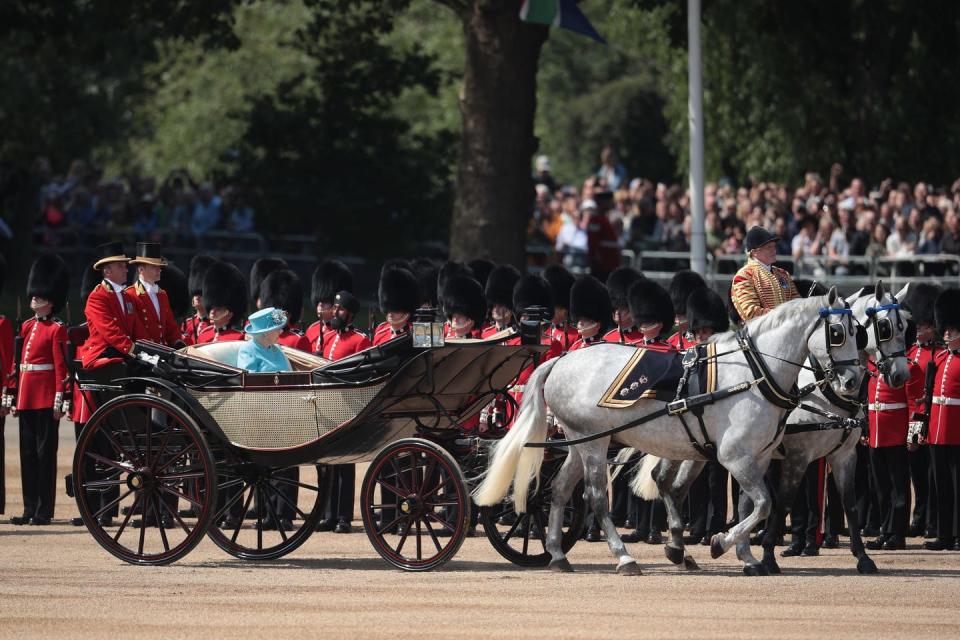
[636,281,912,575]
[474,289,862,576]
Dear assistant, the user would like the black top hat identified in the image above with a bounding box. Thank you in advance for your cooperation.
[27,254,70,314]
[543,264,575,311]
[379,266,420,316]
[260,268,303,325]
[334,290,360,315]
[745,226,777,252]
[93,241,131,269]
[129,242,168,267]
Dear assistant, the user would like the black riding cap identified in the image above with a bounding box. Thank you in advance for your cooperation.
[745,226,777,252]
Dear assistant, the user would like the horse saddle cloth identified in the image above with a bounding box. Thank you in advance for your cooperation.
[598,347,685,409]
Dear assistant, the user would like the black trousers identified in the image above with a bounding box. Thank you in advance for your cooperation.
[856,443,881,532]
[74,421,119,519]
[823,472,844,536]
[269,467,300,521]
[869,446,910,538]
[0,415,5,514]
[788,462,820,545]
[689,460,728,536]
[908,446,931,530]
[19,409,60,520]
[321,464,355,522]
[930,445,960,542]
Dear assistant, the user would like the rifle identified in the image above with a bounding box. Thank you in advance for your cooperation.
[9,297,22,411]
[911,360,939,443]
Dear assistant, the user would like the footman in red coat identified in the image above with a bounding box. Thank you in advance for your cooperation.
[125,242,184,347]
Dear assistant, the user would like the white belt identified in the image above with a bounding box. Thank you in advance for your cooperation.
[932,396,960,406]
[871,402,907,412]
[21,364,54,372]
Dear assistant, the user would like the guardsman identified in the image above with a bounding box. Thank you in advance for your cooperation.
[543,264,579,351]
[412,258,440,312]
[504,275,564,413]
[260,269,311,352]
[904,283,943,539]
[481,265,519,338]
[80,242,145,368]
[196,262,247,343]
[0,254,12,516]
[182,255,217,345]
[306,260,353,356]
[442,274,485,340]
[686,287,730,342]
[373,266,418,346]
[627,278,677,352]
[249,257,288,310]
[5,255,69,525]
[603,266,644,344]
[921,289,960,551]
[438,261,476,338]
[468,258,495,291]
[125,242,184,347]
[731,226,799,321]
[569,275,613,351]
[667,270,708,351]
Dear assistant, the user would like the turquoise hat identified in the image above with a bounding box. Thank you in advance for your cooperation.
[245,306,288,335]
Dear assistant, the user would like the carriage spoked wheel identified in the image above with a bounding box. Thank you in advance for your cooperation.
[361,438,470,571]
[72,394,217,565]
[478,453,585,567]
[205,459,325,561]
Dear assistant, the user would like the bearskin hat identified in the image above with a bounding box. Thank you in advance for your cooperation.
[934,288,960,335]
[687,287,730,334]
[485,264,520,309]
[570,276,613,332]
[80,261,100,306]
[27,254,70,314]
[188,254,218,297]
[412,258,439,308]
[468,259,496,290]
[904,283,941,327]
[606,266,643,310]
[543,264,575,311]
[379,265,420,316]
[202,261,247,327]
[628,278,674,335]
[159,263,191,320]
[249,257,288,306]
[0,253,6,296]
[668,270,706,315]
[381,258,413,277]
[438,261,474,315]
[260,268,304,325]
[794,279,828,298]
[443,275,486,327]
[513,275,554,319]
[312,260,353,306]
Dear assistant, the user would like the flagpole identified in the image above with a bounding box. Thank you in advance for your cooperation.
[688,0,706,275]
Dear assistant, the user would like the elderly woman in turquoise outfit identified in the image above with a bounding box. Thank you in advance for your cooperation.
[238,307,292,372]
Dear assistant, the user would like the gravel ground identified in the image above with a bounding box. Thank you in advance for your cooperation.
[2,422,959,639]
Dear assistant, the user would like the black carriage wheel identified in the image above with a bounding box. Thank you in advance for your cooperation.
[478,454,585,567]
[205,460,324,561]
[361,438,470,571]
[73,394,217,566]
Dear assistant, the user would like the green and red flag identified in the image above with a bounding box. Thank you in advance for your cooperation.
[519,0,606,44]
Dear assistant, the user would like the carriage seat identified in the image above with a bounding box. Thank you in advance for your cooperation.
[180,342,330,373]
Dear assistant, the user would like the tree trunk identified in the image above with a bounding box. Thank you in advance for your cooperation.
[449,1,548,268]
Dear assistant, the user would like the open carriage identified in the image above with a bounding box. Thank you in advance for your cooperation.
[68,328,585,570]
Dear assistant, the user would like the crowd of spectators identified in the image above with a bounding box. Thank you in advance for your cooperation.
[529,150,960,277]
[33,158,256,246]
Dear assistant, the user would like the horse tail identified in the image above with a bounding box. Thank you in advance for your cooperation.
[473,357,558,513]
[631,454,662,501]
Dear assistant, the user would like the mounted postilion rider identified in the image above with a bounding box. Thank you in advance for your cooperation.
[731,226,800,321]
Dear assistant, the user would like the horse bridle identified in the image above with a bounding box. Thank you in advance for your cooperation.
[863,297,910,377]
[813,302,862,382]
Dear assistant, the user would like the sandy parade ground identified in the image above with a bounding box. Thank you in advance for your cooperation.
[2,421,960,640]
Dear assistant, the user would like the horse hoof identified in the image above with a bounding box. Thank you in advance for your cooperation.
[682,555,700,571]
[549,558,574,573]
[743,564,769,577]
[664,544,684,565]
[761,557,782,575]
[617,561,641,576]
[710,534,725,559]
[857,556,878,574]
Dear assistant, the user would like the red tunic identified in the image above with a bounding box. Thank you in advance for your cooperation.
[196,325,245,344]
[928,350,960,446]
[568,335,605,351]
[11,317,68,411]
[480,324,511,340]
[506,334,563,424]
[322,327,371,361]
[545,323,579,352]
[0,316,14,395]
[908,342,943,416]
[305,320,332,355]
[867,360,910,448]
[81,281,144,368]
[182,314,211,346]
[603,326,644,345]
[277,329,310,352]
[372,321,411,347]
[68,324,92,423]
[667,331,697,351]
[125,281,182,347]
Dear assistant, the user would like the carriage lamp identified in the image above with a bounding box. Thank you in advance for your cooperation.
[412,307,445,348]
[519,305,550,345]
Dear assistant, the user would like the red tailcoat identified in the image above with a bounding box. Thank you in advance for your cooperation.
[11,317,68,411]
[69,324,92,423]
[322,327,371,361]
[372,321,411,347]
[81,281,144,369]
[928,350,960,446]
[125,281,182,347]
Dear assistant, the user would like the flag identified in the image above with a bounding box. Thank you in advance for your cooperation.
[519,0,606,44]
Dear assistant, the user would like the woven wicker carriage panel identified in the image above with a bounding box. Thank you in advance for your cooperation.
[189,383,386,449]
